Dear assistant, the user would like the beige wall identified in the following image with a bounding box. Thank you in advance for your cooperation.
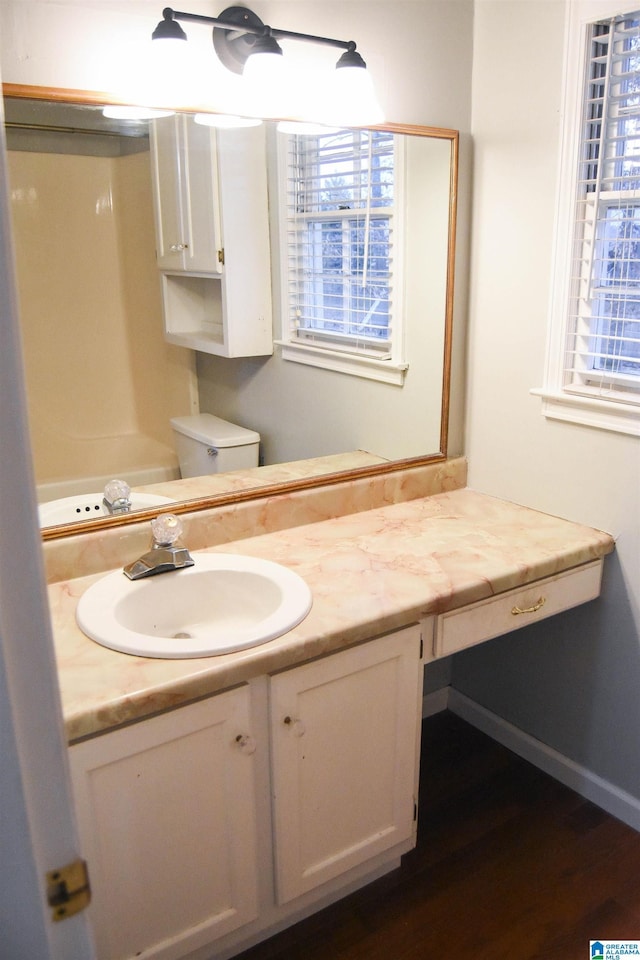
[8,145,195,495]
[455,0,640,802]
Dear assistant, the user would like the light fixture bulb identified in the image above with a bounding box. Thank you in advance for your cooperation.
[194,112,262,129]
[243,47,285,87]
[134,34,204,110]
[140,11,213,110]
[102,105,174,121]
[326,48,384,127]
[241,31,291,118]
[277,120,339,135]
[243,49,283,76]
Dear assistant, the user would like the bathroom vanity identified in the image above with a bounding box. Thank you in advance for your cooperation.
[47,480,614,960]
[70,626,422,960]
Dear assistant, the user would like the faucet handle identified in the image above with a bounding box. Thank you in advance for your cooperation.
[151,513,184,547]
[103,479,132,516]
[123,514,192,580]
[104,478,130,502]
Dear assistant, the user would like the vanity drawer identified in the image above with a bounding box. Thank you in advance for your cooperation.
[434,560,603,657]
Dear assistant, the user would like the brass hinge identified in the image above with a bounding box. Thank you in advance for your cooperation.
[217,248,225,265]
[46,858,91,922]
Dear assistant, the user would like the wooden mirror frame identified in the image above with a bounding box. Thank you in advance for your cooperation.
[3,83,458,542]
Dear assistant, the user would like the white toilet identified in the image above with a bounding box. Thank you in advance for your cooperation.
[170,414,260,479]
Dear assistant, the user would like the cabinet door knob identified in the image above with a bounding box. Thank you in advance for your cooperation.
[283,716,306,737]
[169,242,188,252]
[235,734,256,755]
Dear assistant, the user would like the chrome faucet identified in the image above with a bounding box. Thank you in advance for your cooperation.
[103,479,132,516]
[124,514,194,580]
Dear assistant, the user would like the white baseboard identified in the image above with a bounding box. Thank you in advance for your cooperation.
[448,689,640,834]
[422,687,450,717]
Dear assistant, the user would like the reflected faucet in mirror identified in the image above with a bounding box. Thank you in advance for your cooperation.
[103,479,132,515]
[37,484,174,528]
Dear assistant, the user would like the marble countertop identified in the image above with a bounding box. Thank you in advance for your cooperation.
[134,449,389,502]
[49,489,614,743]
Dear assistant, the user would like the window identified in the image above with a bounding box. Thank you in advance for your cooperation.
[276,128,407,384]
[538,5,640,434]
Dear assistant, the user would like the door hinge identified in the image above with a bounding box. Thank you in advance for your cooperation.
[419,633,424,660]
[46,858,91,922]
[217,248,225,265]
[413,799,418,821]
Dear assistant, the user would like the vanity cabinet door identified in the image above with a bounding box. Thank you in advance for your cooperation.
[150,114,222,274]
[269,625,423,904]
[69,686,258,960]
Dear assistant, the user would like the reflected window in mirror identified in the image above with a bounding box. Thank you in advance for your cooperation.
[276,128,407,385]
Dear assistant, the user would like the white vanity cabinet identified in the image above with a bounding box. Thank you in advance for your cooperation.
[69,626,424,960]
[150,117,273,358]
[269,626,423,904]
[69,685,259,960]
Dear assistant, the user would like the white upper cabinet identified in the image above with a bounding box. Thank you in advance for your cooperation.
[150,114,223,274]
[150,117,273,358]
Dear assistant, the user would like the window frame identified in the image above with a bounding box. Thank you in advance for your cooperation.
[535,0,640,436]
[274,128,407,386]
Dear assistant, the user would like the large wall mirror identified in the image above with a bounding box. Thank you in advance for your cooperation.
[3,84,458,541]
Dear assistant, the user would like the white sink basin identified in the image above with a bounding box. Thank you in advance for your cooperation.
[76,554,313,659]
[38,492,173,527]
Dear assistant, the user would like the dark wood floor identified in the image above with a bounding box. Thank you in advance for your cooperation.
[235,711,640,960]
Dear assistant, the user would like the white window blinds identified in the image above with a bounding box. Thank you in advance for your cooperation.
[282,129,395,359]
[567,12,640,402]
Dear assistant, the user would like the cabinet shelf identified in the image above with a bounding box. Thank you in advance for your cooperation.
[161,272,224,350]
[160,270,272,357]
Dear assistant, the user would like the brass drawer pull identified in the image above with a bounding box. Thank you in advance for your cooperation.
[511,596,546,616]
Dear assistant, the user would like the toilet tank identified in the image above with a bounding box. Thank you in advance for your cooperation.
[170,414,260,478]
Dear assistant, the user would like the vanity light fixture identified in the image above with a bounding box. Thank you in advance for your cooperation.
[147,5,384,126]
